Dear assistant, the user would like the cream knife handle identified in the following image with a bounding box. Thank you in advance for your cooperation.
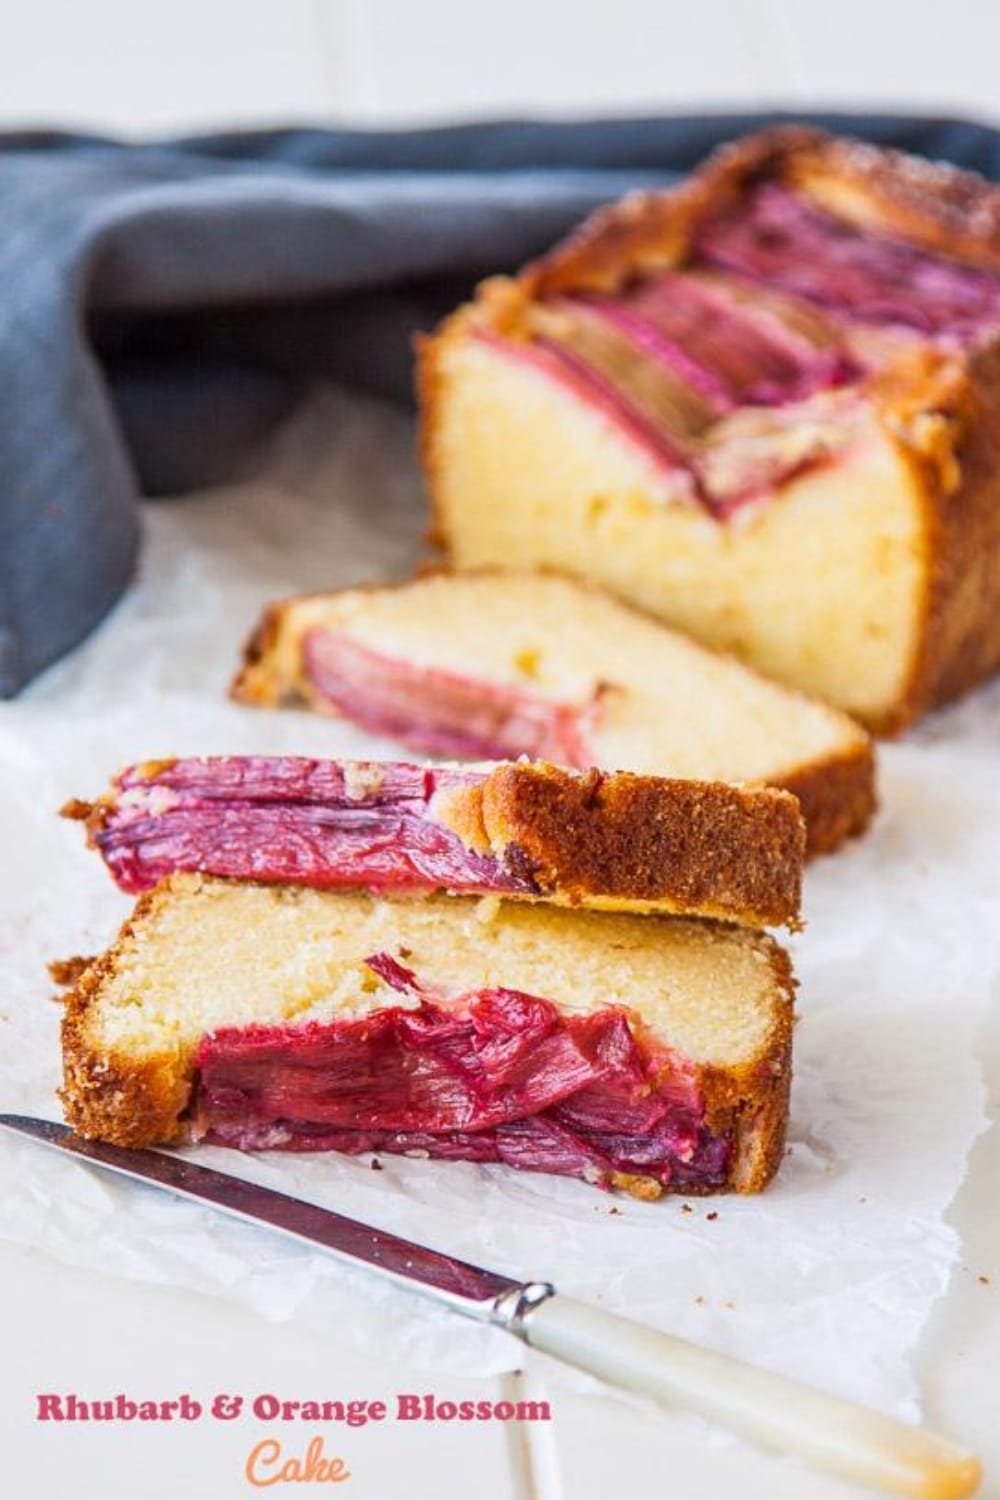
[519,1296,980,1500]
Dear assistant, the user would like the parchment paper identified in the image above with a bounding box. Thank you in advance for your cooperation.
[0,386,994,1419]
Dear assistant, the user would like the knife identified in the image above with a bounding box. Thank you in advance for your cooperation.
[0,1114,979,1500]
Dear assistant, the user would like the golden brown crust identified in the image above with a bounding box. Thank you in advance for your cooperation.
[230,601,296,707]
[890,340,1000,731]
[775,740,877,856]
[698,936,795,1195]
[789,134,1000,272]
[49,954,95,988]
[57,880,793,1194]
[470,761,805,928]
[60,889,192,1147]
[418,126,1000,734]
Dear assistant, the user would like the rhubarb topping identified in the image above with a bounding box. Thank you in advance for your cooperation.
[302,629,606,762]
[191,961,730,1195]
[497,321,865,517]
[570,274,856,411]
[694,183,1000,341]
[491,180,1000,516]
[77,757,541,898]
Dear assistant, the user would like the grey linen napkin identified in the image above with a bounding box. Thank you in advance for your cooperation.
[3,110,1000,695]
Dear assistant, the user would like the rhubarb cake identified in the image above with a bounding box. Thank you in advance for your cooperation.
[59,875,795,1196]
[232,571,875,855]
[63,756,805,928]
[419,127,1000,732]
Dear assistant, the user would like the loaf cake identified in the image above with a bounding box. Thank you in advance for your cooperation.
[63,755,805,928]
[419,127,1000,732]
[232,570,875,855]
[59,874,795,1197]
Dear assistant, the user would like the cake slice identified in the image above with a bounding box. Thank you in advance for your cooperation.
[62,756,805,928]
[59,875,795,1197]
[419,126,1000,732]
[231,570,875,855]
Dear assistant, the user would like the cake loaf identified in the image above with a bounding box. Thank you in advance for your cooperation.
[419,127,1000,732]
[63,755,805,928]
[232,570,875,855]
[59,875,795,1197]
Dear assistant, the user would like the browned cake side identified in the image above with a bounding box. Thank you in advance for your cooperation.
[775,745,877,858]
[60,894,193,1150]
[462,761,806,927]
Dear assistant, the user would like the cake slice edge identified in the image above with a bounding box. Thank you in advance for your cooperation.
[58,877,795,1197]
[230,575,875,858]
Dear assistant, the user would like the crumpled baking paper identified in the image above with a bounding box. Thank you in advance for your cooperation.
[0,386,994,1420]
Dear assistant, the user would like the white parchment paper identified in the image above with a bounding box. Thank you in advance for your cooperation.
[0,387,994,1419]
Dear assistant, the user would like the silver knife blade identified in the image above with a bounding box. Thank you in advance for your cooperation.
[0,1114,546,1324]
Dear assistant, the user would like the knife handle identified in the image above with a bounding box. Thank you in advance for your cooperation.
[519,1295,980,1500]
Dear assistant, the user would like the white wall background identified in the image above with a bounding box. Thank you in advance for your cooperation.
[1,0,998,135]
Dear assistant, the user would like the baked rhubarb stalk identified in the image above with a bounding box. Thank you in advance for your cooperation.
[231,571,875,857]
[59,877,795,1197]
[63,755,805,928]
[419,127,1000,731]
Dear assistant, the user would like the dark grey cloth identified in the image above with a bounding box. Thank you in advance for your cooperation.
[4,111,1000,695]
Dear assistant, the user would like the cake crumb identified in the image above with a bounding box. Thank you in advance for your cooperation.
[49,955,93,987]
[706,1211,718,1221]
[681,1203,692,1214]
[370,1158,383,1172]
[343,762,385,801]
[695,1296,705,1306]
[723,1300,735,1310]
[979,1274,991,1285]
[513,646,542,678]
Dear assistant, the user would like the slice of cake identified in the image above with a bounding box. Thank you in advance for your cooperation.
[231,571,875,855]
[419,126,1000,732]
[63,756,805,928]
[59,875,795,1197]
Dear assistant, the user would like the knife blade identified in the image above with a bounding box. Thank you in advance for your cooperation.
[0,1113,981,1500]
[0,1114,533,1319]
